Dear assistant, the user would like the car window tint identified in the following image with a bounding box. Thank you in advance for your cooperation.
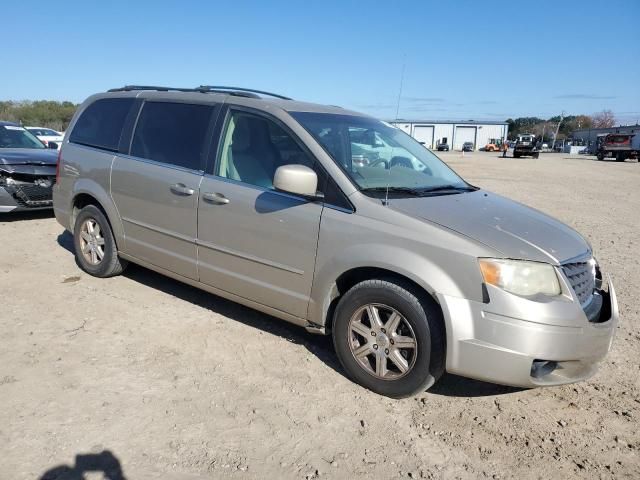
[216,111,315,189]
[69,98,134,151]
[131,102,213,171]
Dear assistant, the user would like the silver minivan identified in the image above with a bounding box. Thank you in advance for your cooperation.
[53,86,618,398]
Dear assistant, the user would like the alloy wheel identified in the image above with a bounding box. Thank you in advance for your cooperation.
[79,218,105,265]
[348,303,418,380]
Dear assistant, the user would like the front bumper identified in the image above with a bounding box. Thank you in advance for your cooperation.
[0,182,54,212]
[437,276,618,387]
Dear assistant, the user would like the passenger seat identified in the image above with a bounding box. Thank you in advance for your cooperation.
[227,116,280,188]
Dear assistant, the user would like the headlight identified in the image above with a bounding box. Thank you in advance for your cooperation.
[478,258,561,297]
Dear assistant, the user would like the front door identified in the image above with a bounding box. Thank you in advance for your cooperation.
[197,108,323,319]
[111,100,216,279]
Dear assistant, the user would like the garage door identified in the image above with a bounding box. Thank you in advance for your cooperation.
[413,125,435,149]
[454,126,476,150]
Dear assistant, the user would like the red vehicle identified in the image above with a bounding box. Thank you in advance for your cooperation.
[596,133,640,162]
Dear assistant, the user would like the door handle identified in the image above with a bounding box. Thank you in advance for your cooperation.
[202,192,230,205]
[170,183,195,196]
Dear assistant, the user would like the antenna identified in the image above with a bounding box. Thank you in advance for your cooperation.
[394,58,406,121]
[386,57,406,206]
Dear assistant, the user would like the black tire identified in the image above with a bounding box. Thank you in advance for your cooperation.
[533,153,540,159]
[597,152,605,161]
[332,279,445,398]
[616,153,626,162]
[513,152,520,158]
[73,205,127,277]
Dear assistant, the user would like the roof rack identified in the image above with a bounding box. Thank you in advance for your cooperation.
[197,86,292,100]
[108,85,292,100]
[108,85,203,93]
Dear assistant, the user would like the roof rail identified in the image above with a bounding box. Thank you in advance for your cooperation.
[197,86,292,100]
[108,85,205,93]
[107,85,292,100]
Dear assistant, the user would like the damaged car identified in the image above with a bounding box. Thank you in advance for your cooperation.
[0,121,58,213]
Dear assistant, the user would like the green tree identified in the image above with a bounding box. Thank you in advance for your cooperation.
[0,100,78,131]
[506,117,545,139]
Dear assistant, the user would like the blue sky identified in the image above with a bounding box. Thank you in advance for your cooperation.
[4,0,639,123]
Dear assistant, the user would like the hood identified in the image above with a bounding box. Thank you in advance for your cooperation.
[0,148,58,166]
[388,190,589,265]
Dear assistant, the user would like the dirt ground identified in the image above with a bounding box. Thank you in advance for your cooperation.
[1,151,639,480]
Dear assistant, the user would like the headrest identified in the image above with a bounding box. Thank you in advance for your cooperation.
[232,116,251,152]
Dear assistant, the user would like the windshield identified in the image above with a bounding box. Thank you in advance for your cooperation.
[0,125,46,149]
[291,112,470,196]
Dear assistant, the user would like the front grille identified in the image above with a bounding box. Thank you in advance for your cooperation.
[562,260,596,308]
[4,180,54,208]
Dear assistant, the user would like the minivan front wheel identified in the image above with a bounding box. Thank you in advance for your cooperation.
[333,279,445,398]
[73,205,127,277]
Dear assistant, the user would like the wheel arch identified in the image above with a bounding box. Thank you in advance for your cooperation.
[315,265,448,385]
[309,264,446,340]
[69,180,124,248]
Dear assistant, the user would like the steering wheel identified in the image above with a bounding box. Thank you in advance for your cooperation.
[389,156,413,169]
[368,158,389,169]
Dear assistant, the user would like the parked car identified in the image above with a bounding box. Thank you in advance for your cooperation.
[53,86,618,398]
[462,141,474,152]
[436,143,450,151]
[0,121,58,212]
[26,127,64,150]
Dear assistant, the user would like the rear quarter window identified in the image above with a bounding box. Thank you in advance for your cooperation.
[69,98,135,151]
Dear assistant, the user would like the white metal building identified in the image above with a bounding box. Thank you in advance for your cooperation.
[389,120,509,151]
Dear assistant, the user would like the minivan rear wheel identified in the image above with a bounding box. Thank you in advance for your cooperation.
[332,279,445,398]
[73,205,127,277]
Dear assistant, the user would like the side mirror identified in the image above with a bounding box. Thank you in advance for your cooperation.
[273,164,321,198]
[48,142,59,149]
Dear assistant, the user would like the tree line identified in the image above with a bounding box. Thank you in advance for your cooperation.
[506,110,618,142]
[0,100,78,132]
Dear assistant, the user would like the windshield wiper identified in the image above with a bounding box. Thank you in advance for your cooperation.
[360,186,425,196]
[417,184,478,194]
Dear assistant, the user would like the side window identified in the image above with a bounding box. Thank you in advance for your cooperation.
[321,174,353,211]
[131,102,213,170]
[69,98,134,151]
[131,102,213,171]
[216,111,315,189]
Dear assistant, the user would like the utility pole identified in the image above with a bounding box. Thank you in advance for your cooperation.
[552,111,565,151]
